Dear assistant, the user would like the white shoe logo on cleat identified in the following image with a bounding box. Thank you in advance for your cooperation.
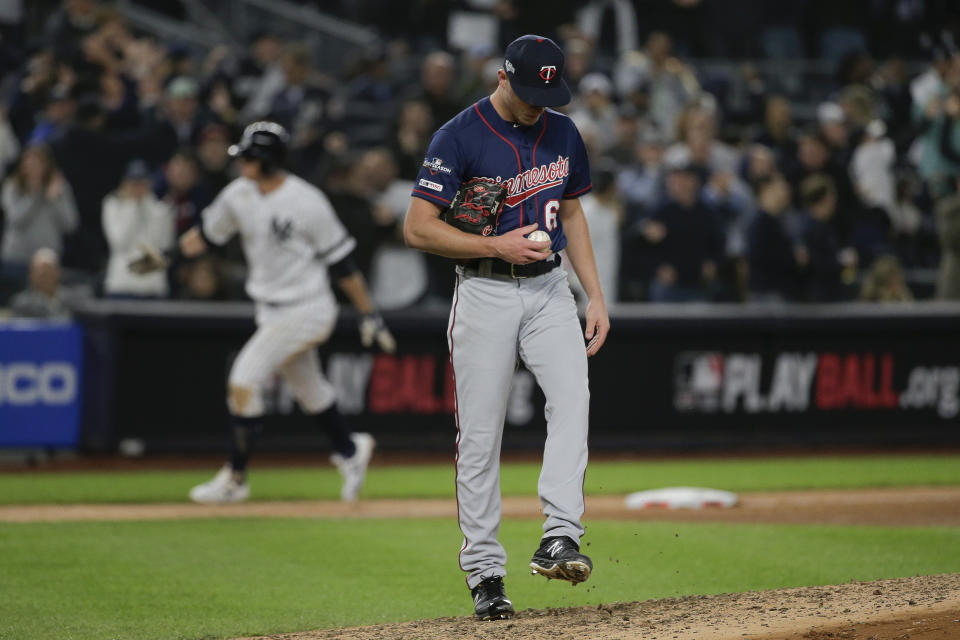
[545,540,565,557]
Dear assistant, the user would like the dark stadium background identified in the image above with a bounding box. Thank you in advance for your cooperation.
[2,0,960,457]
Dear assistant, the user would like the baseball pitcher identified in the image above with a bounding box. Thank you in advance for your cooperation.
[404,35,610,620]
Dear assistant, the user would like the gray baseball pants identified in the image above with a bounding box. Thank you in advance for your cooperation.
[448,265,590,590]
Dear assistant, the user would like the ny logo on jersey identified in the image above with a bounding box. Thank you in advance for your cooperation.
[539,65,557,82]
[270,217,293,243]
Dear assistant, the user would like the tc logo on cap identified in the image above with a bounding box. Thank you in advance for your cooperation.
[502,34,571,107]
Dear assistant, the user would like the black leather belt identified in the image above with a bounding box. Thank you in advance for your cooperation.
[459,254,561,279]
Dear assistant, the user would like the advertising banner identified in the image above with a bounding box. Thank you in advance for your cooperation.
[0,322,84,447]
[79,303,960,452]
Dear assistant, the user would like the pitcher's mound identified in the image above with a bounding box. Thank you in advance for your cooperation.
[236,573,960,640]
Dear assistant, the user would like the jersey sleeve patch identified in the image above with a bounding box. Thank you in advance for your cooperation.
[417,178,444,192]
[412,130,463,206]
[421,156,454,175]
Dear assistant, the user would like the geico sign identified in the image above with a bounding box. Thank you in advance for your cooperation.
[0,362,78,406]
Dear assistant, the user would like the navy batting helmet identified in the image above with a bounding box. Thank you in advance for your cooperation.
[228,121,290,174]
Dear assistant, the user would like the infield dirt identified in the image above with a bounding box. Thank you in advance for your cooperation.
[235,574,960,640]
[2,486,958,526]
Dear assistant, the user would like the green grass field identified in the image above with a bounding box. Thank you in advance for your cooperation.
[2,519,958,640]
[1,454,959,640]
[1,454,958,505]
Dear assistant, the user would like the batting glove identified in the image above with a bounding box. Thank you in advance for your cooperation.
[359,312,397,354]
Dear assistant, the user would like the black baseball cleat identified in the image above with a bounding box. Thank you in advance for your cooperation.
[471,576,515,620]
[530,536,593,584]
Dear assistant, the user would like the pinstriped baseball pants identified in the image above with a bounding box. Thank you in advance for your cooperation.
[228,298,339,418]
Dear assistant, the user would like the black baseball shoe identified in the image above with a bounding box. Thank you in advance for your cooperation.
[530,536,593,584]
[471,576,514,620]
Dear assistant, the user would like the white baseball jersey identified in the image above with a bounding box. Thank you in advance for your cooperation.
[202,174,356,305]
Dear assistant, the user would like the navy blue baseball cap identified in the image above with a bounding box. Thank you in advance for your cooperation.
[503,35,571,107]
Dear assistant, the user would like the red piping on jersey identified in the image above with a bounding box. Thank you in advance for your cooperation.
[565,183,592,199]
[449,276,469,583]
[474,102,524,225]
[532,114,547,228]
[413,189,452,205]
[474,103,522,174]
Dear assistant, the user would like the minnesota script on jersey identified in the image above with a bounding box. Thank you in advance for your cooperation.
[412,96,592,254]
[202,174,356,305]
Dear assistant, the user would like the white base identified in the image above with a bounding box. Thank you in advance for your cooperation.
[625,487,738,510]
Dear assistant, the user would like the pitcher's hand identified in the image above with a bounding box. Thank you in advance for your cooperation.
[491,223,551,264]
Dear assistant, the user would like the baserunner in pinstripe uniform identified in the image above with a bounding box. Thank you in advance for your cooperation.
[133,122,396,504]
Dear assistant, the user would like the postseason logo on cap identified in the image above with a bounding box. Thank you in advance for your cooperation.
[503,35,571,108]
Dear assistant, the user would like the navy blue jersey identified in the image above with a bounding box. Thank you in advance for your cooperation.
[412,96,592,254]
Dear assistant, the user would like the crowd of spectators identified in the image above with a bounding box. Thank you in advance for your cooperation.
[2,0,960,319]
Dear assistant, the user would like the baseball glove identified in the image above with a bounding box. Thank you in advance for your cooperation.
[443,178,507,237]
[127,244,169,274]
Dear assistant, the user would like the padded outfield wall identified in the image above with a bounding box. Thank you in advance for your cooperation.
[67,300,960,454]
